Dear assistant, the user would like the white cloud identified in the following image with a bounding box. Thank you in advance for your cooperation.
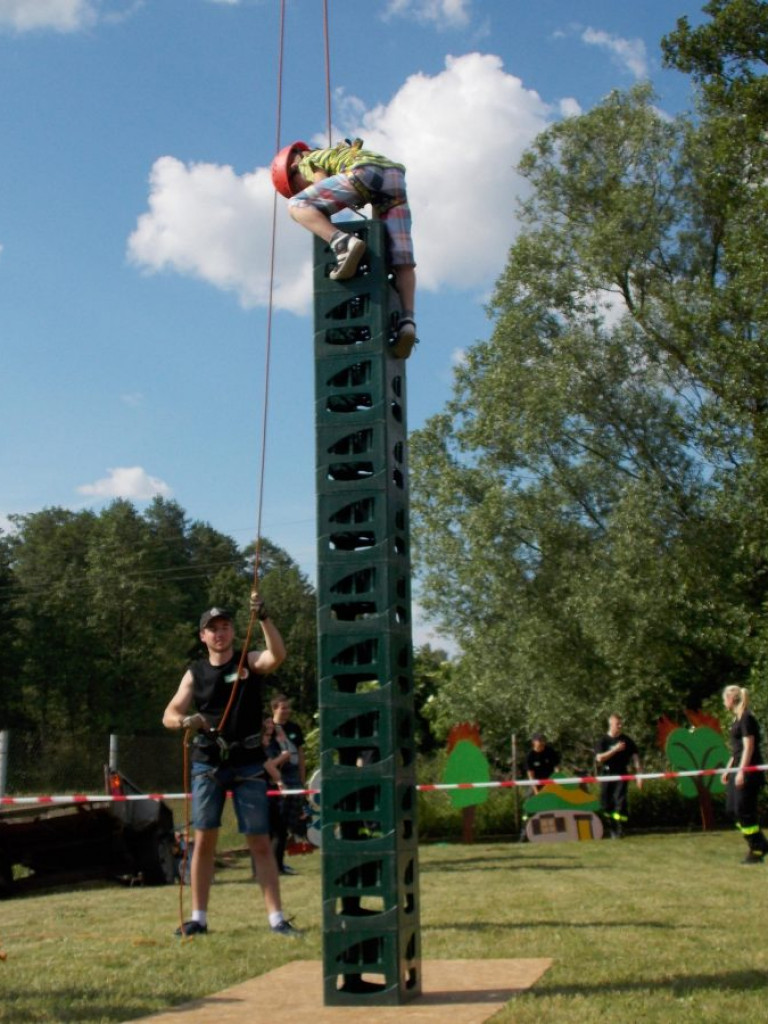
[77,466,172,501]
[346,53,552,291]
[581,28,648,80]
[559,97,582,119]
[128,52,556,307]
[127,158,313,314]
[120,392,144,407]
[0,0,98,32]
[383,0,471,29]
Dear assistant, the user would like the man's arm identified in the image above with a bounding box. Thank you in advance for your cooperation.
[632,752,644,790]
[596,739,626,765]
[247,616,287,675]
[162,670,195,730]
[298,745,307,787]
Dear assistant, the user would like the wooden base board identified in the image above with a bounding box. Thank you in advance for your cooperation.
[123,958,552,1023]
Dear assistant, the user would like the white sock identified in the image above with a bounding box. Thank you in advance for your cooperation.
[268,911,284,928]
[192,910,207,926]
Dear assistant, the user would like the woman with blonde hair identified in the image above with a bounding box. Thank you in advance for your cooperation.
[721,685,768,864]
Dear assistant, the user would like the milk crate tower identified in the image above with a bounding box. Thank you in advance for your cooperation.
[312,219,421,1005]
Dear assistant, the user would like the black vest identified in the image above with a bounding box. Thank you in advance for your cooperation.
[189,651,265,766]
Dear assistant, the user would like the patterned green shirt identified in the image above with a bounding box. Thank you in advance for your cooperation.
[297,143,405,181]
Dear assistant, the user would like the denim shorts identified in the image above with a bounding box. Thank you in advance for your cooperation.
[190,761,269,835]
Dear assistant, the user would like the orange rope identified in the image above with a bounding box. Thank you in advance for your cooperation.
[177,726,193,939]
[323,0,333,145]
[217,0,287,736]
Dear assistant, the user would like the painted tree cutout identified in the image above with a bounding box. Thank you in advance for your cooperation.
[657,710,728,830]
[443,722,490,843]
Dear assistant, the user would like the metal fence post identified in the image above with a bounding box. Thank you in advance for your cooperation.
[0,729,9,796]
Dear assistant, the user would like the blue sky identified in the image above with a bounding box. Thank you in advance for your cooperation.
[0,0,706,646]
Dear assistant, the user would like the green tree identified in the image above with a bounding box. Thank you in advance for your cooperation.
[7,508,98,736]
[411,6,768,763]
[0,531,23,726]
[243,539,318,717]
[3,502,317,743]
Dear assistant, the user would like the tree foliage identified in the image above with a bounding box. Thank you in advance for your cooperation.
[410,2,768,762]
[0,499,317,740]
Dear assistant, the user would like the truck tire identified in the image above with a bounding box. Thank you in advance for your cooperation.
[137,827,175,886]
[0,855,14,899]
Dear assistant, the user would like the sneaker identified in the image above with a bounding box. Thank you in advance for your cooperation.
[271,918,303,938]
[390,318,417,360]
[329,234,366,281]
[279,865,299,876]
[174,920,208,937]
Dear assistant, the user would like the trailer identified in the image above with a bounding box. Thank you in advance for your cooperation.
[0,768,176,897]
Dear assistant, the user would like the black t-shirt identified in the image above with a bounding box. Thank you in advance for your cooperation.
[525,745,560,781]
[595,732,638,775]
[189,651,265,765]
[730,711,763,767]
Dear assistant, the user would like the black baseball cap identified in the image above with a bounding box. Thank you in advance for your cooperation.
[199,607,233,631]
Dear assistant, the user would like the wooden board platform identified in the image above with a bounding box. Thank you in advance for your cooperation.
[122,958,552,1023]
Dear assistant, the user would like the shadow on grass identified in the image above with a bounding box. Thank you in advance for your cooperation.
[0,989,184,1023]
[421,858,588,873]
[423,918,674,933]
[532,968,768,998]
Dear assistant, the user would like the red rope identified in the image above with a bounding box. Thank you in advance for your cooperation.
[217,0,288,737]
[323,0,332,145]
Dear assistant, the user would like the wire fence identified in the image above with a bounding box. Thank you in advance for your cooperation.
[1,730,184,796]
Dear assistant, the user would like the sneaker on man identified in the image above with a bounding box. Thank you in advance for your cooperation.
[329,234,366,281]
[279,865,299,876]
[174,920,208,937]
[390,317,417,360]
[271,918,303,938]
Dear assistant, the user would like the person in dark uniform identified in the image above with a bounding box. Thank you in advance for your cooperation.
[721,685,768,864]
[595,713,643,838]
[518,732,561,842]
[163,601,300,937]
[525,733,560,793]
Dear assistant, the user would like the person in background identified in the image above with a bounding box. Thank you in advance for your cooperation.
[595,713,643,839]
[525,733,560,794]
[721,685,768,864]
[519,732,561,841]
[271,694,307,876]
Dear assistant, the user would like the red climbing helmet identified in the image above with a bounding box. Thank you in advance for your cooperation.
[271,140,310,198]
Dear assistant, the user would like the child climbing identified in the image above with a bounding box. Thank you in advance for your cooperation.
[271,139,418,360]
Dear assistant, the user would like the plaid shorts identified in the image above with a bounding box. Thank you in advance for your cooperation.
[289,164,415,267]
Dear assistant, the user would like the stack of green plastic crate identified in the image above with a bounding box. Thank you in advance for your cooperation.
[313,221,421,1005]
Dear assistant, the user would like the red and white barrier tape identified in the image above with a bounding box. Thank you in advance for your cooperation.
[1,764,764,806]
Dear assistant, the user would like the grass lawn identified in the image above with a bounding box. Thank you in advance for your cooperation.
[1,827,767,1023]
